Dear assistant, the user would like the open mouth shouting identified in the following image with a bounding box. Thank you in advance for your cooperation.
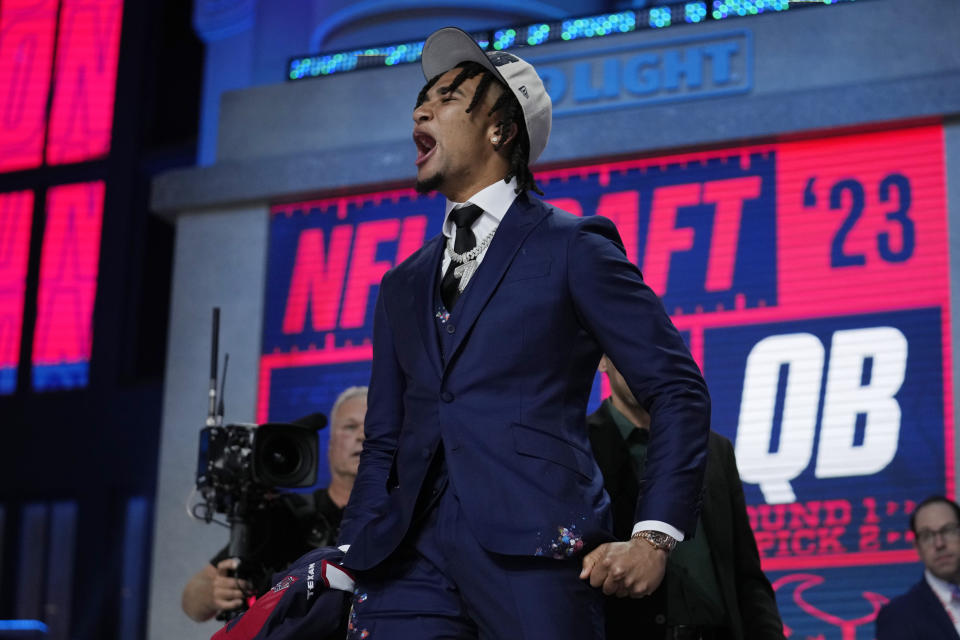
[414,131,437,167]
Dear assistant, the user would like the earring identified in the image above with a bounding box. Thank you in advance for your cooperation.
[491,136,499,143]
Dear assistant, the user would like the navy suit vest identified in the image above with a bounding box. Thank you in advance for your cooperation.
[434,279,460,365]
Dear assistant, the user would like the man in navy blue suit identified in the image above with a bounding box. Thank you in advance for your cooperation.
[338,26,711,639]
[876,496,960,639]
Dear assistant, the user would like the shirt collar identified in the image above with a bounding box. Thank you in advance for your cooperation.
[442,177,519,238]
[605,398,649,443]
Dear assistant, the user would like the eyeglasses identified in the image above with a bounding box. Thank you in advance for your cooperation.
[916,523,960,546]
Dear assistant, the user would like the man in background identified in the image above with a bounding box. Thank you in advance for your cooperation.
[589,355,784,640]
[181,386,367,622]
[875,495,960,640]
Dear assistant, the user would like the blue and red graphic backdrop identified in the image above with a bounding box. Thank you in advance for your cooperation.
[261,124,951,639]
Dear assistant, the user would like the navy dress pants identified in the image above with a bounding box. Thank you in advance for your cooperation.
[348,478,605,640]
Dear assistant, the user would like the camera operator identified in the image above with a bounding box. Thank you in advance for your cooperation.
[181,386,367,622]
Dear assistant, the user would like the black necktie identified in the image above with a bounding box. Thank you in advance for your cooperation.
[441,203,484,310]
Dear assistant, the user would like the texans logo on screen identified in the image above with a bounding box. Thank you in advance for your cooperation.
[772,573,888,639]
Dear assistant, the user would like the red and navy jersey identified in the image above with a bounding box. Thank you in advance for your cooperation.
[212,546,353,640]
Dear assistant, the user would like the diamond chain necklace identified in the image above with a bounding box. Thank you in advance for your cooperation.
[445,228,496,292]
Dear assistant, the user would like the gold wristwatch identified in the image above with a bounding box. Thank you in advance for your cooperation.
[631,529,677,553]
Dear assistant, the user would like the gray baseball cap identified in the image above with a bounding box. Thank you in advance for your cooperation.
[421,27,552,165]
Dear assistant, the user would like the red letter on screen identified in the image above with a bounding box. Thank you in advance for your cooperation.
[45,0,123,165]
[595,191,640,265]
[0,0,58,173]
[0,191,34,390]
[32,181,104,367]
[642,184,699,295]
[340,219,400,329]
[282,226,353,335]
[701,176,760,291]
[396,215,428,264]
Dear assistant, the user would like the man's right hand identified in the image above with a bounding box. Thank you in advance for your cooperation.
[579,538,668,597]
[212,558,252,611]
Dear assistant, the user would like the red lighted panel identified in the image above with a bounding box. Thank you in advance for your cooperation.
[31,180,104,368]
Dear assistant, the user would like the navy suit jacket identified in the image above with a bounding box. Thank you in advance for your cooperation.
[339,192,711,571]
[875,576,959,640]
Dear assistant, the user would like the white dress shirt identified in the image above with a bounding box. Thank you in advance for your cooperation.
[440,177,519,276]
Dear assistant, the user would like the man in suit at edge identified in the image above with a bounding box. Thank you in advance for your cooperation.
[589,355,784,640]
[875,496,960,639]
[337,26,711,639]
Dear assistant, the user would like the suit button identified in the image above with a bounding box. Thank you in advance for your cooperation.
[654,614,666,625]
[446,323,455,334]
[421,447,431,459]
[441,391,454,402]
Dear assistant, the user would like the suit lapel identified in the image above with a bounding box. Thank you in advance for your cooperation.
[443,194,547,371]
[400,234,445,380]
[700,438,739,626]
[700,439,724,548]
[919,579,960,639]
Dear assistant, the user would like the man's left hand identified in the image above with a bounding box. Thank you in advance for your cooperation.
[579,538,667,597]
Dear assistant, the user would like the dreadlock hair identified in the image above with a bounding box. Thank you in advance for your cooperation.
[415,61,543,196]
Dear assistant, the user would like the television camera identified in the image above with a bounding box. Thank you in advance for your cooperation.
[192,308,326,619]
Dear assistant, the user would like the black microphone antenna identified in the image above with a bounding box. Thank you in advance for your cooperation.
[217,353,229,425]
[206,307,220,427]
